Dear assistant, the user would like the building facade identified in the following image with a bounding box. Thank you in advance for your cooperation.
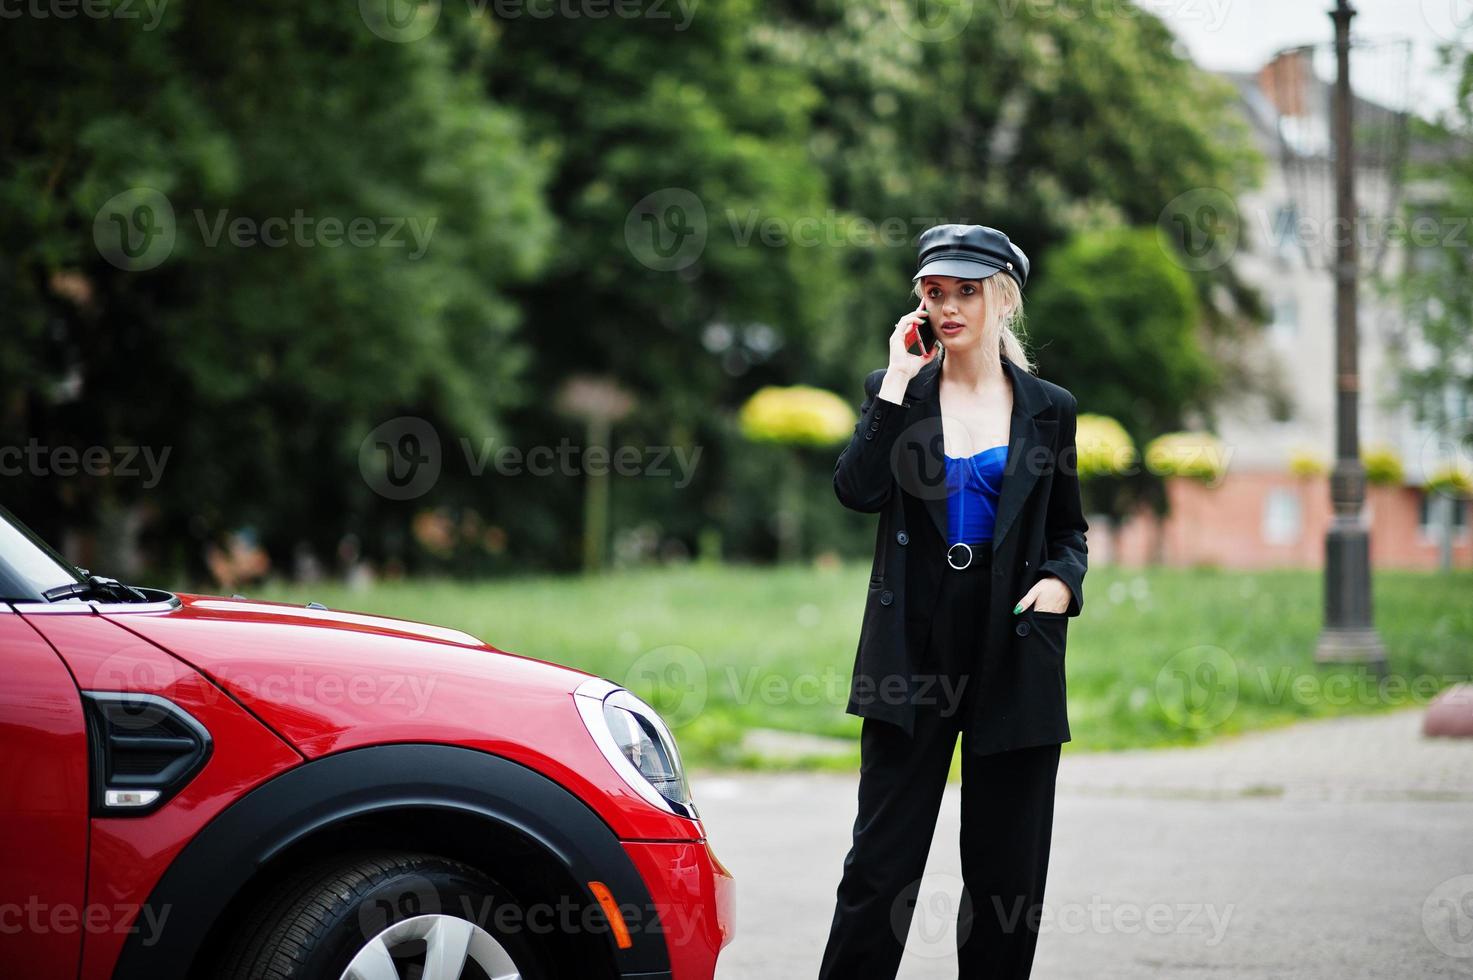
[1108,52,1470,570]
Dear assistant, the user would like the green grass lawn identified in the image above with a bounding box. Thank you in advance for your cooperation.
[252,562,1473,771]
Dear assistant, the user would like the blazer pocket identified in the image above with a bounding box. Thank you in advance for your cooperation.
[1017,608,1068,661]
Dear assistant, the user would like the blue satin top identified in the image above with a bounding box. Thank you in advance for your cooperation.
[945,444,1008,545]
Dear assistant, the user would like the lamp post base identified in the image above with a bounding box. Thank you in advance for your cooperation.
[1315,626,1387,671]
[1315,518,1387,670]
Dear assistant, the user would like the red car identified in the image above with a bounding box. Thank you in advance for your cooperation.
[0,505,734,979]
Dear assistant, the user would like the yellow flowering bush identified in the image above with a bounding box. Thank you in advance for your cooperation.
[1361,444,1404,485]
[1425,464,1473,499]
[1288,448,1328,478]
[739,385,856,447]
[1075,413,1135,479]
[1146,431,1228,483]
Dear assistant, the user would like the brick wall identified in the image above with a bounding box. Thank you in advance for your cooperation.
[1104,473,1472,570]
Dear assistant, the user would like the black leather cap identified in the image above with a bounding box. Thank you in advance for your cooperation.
[913,223,1029,291]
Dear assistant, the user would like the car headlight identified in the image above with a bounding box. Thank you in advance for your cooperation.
[574,678,697,820]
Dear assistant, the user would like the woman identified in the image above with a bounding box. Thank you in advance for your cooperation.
[819,223,1088,979]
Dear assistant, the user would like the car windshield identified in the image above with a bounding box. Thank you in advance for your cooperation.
[0,503,87,601]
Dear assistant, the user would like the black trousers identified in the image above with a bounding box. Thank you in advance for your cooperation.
[819,541,1061,979]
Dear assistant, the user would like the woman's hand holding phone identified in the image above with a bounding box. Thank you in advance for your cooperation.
[888,301,938,376]
[878,300,937,404]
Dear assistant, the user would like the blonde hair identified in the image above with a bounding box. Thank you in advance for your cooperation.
[913,272,1034,374]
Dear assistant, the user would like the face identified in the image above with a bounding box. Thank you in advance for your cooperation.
[919,275,996,353]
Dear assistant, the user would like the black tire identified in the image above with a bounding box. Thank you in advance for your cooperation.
[216,850,553,980]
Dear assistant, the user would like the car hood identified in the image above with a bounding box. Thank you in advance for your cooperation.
[105,592,599,756]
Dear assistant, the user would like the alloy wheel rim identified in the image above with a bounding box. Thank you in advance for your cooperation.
[340,913,523,980]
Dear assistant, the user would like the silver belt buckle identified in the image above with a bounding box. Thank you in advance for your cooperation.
[947,542,973,570]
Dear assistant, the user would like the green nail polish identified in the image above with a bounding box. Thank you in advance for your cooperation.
[1013,603,1022,614]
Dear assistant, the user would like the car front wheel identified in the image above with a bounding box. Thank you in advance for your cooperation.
[218,850,551,980]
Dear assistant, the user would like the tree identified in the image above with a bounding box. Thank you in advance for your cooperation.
[758,0,1266,396]
[0,1,553,577]
[1025,226,1208,528]
[1375,38,1473,572]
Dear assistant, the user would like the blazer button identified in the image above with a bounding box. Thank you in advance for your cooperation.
[865,432,875,441]
[1024,559,1030,568]
[1015,620,1031,637]
[879,590,894,606]
[869,421,880,431]
[896,530,909,545]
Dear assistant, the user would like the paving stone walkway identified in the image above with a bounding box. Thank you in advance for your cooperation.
[692,708,1473,979]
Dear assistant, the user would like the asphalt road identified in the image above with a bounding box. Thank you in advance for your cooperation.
[690,710,1473,979]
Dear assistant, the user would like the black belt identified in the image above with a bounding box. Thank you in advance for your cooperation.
[946,540,993,571]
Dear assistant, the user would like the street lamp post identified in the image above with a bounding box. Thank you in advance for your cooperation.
[1317,0,1387,669]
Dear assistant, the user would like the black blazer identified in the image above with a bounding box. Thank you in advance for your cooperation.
[833,354,1089,756]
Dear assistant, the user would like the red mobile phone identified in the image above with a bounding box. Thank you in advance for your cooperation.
[904,301,935,356]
